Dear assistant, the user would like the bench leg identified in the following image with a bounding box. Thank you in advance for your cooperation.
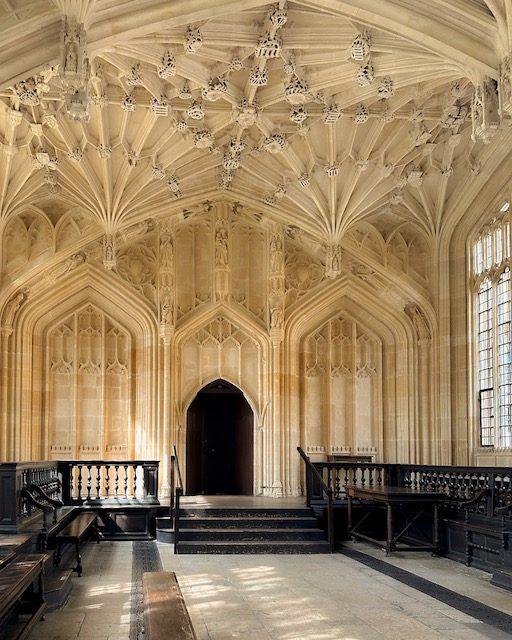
[94,518,100,543]
[74,542,83,577]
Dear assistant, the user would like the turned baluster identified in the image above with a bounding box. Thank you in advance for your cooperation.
[105,465,110,498]
[95,465,101,499]
[114,465,119,497]
[77,464,83,501]
[123,465,129,498]
[86,465,92,500]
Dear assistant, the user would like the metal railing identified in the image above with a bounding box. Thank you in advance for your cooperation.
[297,447,334,552]
[170,445,184,553]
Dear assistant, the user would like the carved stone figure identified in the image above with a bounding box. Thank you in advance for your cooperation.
[160,234,174,268]
[161,297,172,324]
[3,291,25,326]
[270,232,283,272]
[270,304,283,329]
[66,48,77,73]
[405,303,431,341]
[215,228,228,266]
[103,235,116,270]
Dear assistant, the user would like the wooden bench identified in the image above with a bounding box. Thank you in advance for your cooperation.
[0,553,46,640]
[54,512,99,577]
[142,571,197,640]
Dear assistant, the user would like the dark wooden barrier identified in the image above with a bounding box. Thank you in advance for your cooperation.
[0,461,160,540]
[305,458,512,576]
[0,462,60,534]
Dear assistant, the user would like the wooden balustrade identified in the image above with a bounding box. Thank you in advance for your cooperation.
[0,462,60,533]
[58,460,159,505]
[302,457,512,572]
[0,460,159,534]
[310,460,512,514]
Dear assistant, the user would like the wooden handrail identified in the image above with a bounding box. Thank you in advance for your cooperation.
[170,445,184,554]
[297,447,334,552]
[20,488,55,532]
[29,483,63,509]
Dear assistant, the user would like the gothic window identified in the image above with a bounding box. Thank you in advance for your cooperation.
[474,207,512,447]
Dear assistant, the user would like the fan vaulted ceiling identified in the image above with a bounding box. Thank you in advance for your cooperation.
[0,0,509,254]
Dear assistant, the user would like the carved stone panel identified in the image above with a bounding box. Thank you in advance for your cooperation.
[231,220,267,321]
[175,220,212,319]
[48,306,131,460]
[303,315,379,459]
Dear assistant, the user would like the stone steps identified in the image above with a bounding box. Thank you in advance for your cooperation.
[155,505,332,554]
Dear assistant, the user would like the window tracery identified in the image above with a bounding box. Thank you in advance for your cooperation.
[473,210,512,447]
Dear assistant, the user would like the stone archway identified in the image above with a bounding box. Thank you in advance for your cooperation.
[186,379,254,495]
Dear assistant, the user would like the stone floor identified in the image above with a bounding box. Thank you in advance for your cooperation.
[29,537,512,640]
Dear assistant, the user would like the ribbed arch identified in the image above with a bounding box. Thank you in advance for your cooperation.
[174,301,270,421]
[8,265,158,461]
[285,274,425,464]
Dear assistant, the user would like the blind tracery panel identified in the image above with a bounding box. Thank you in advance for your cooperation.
[303,316,379,457]
[48,305,131,459]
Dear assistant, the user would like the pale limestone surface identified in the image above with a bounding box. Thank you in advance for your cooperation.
[32,540,512,640]
[0,2,512,492]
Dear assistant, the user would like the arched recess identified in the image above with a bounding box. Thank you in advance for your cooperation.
[285,271,431,480]
[186,378,254,495]
[6,265,159,462]
[172,302,270,496]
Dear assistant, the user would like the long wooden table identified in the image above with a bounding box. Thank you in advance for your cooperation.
[346,485,446,555]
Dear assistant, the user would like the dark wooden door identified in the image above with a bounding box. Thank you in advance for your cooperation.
[186,380,253,495]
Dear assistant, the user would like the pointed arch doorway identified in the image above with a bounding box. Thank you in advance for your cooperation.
[186,379,254,495]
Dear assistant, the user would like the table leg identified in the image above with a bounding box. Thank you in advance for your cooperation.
[386,503,393,555]
[433,503,440,554]
[347,494,353,538]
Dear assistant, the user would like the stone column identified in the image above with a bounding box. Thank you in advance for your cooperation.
[268,224,286,495]
[158,224,175,498]
[0,291,25,459]
[405,303,433,463]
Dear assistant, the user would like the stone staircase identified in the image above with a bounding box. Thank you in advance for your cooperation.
[155,505,332,553]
